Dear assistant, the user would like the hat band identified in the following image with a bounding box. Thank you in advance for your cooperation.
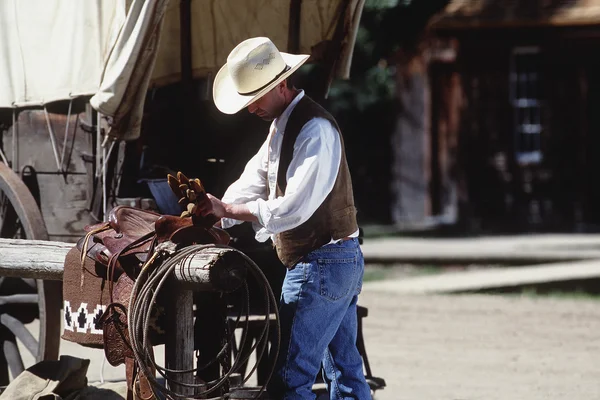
[237,65,291,96]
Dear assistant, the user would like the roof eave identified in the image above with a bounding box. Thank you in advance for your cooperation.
[430,18,600,32]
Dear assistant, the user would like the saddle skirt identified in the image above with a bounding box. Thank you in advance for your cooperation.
[62,205,230,348]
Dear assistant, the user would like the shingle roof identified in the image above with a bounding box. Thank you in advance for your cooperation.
[430,0,600,29]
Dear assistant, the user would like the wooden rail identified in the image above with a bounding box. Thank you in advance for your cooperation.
[360,236,600,265]
[0,238,250,397]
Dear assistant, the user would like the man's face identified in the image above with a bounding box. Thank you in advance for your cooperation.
[247,82,286,121]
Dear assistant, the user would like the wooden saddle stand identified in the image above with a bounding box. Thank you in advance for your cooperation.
[62,174,229,400]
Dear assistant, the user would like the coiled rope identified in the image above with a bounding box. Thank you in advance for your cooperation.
[128,243,280,399]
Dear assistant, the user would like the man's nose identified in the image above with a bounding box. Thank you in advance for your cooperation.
[247,103,257,114]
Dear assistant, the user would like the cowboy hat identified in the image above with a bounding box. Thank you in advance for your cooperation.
[213,37,309,114]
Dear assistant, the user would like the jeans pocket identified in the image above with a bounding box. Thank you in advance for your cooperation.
[356,270,363,295]
[317,257,357,301]
[356,248,364,295]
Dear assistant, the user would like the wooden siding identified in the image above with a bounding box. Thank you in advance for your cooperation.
[447,31,600,231]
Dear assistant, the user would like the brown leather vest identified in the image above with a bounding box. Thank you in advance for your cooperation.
[268,95,358,268]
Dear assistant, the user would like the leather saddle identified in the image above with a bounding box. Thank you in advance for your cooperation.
[74,205,230,400]
[78,205,229,270]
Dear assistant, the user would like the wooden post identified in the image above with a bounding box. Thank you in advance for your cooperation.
[165,285,195,396]
[287,0,302,53]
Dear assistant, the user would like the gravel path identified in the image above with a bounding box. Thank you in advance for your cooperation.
[359,288,600,400]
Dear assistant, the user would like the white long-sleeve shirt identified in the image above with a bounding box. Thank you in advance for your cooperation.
[221,90,358,243]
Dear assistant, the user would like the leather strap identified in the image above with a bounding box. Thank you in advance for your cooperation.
[125,358,135,400]
[135,372,155,400]
[126,357,156,400]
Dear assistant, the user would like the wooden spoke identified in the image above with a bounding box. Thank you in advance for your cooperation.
[0,162,59,385]
[0,295,39,306]
[0,314,38,357]
[2,338,24,381]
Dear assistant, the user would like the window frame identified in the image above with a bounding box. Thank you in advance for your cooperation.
[509,46,543,165]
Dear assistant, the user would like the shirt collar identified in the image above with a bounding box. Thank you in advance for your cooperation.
[273,90,305,134]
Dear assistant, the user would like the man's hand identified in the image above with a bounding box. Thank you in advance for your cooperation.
[200,193,259,224]
[201,193,226,219]
[165,172,258,225]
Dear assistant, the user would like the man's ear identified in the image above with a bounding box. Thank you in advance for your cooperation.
[278,80,287,92]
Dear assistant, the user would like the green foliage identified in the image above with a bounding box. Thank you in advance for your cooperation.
[366,0,400,9]
[327,0,399,115]
[328,66,395,114]
[327,0,450,115]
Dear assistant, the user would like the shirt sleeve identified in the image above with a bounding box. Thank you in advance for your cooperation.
[220,133,270,229]
[247,117,341,234]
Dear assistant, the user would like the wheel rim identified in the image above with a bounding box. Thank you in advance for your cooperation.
[0,162,60,384]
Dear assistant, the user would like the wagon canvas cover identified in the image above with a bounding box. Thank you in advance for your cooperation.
[0,0,364,139]
[0,0,124,108]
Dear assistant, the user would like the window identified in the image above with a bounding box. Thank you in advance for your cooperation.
[510,47,543,165]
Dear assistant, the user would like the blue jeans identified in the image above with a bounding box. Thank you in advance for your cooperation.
[268,238,372,399]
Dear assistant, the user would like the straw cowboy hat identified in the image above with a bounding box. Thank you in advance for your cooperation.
[213,37,310,114]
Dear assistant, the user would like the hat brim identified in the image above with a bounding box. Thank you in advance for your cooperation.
[213,52,310,115]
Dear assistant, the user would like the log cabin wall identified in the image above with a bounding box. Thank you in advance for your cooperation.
[428,40,462,227]
[437,26,600,232]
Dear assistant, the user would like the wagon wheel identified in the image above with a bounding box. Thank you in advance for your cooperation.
[0,162,61,386]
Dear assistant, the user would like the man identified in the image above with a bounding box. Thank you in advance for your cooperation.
[204,37,371,399]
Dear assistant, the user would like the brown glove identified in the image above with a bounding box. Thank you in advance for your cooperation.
[166,172,218,227]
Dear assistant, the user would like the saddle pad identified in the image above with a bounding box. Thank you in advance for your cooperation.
[63,245,167,349]
[62,246,112,348]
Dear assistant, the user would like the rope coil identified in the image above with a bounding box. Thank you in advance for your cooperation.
[127,243,280,399]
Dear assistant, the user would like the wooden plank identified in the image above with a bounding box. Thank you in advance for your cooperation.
[365,260,600,294]
[37,173,97,243]
[363,252,600,265]
[0,238,246,290]
[0,239,71,280]
[361,236,600,264]
[4,108,97,242]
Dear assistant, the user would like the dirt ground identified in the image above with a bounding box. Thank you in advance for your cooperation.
[359,287,600,400]
[19,281,600,400]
